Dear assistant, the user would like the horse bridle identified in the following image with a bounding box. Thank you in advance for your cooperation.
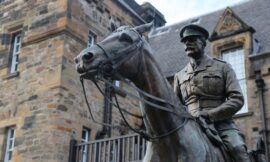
[94,29,144,79]
[80,29,192,141]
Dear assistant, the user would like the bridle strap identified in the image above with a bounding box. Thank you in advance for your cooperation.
[96,40,143,71]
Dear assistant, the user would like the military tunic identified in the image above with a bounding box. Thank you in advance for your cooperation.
[173,55,244,124]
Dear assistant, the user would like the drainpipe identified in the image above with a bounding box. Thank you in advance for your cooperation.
[96,79,113,139]
[255,73,269,161]
[104,80,113,137]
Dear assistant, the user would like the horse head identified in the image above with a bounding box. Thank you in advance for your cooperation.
[75,22,153,80]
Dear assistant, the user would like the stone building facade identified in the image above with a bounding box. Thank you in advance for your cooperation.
[0,0,165,162]
[1,0,270,161]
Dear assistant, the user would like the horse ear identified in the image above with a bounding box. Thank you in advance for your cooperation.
[134,21,154,35]
[119,32,134,43]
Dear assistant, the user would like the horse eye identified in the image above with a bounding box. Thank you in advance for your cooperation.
[119,33,133,43]
[82,52,94,61]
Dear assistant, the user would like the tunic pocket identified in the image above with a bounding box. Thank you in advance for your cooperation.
[202,72,223,94]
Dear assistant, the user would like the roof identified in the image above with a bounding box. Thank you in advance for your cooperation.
[140,2,165,19]
[115,0,146,24]
[149,0,270,77]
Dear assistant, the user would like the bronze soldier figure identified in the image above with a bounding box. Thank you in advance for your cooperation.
[173,24,251,162]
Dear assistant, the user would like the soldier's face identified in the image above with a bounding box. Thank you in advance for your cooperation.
[182,36,205,58]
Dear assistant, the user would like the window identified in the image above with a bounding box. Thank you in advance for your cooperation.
[10,33,22,73]
[81,128,90,162]
[87,31,96,47]
[114,80,120,87]
[4,127,16,162]
[222,47,248,114]
[110,141,119,162]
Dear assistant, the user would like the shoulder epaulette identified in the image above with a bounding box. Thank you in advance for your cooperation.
[213,58,227,63]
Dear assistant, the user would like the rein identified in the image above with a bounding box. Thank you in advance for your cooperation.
[101,77,181,116]
[80,76,190,141]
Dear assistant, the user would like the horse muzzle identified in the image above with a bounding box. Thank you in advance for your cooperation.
[79,68,98,80]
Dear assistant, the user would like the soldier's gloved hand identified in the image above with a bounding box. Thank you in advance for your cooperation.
[197,111,211,124]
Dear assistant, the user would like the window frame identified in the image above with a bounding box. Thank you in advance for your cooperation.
[4,127,16,162]
[81,127,91,162]
[87,31,96,47]
[10,33,22,73]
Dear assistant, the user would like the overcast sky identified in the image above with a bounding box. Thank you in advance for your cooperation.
[135,0,249,25]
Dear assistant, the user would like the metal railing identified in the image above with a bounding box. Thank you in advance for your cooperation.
[69,134,147,162]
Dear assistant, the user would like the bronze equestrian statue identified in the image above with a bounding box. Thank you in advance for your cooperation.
[74,22,265,162]
[174,24,250,162]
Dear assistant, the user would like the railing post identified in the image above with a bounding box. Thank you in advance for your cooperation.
[69,139,78,162]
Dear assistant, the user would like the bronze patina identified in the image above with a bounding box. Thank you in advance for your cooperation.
[175,24,251,162]
[75,23,265,162]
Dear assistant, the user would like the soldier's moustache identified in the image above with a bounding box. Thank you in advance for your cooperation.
[185,47,195,51]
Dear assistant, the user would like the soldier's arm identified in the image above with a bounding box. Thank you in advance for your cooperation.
[207,63,244,122]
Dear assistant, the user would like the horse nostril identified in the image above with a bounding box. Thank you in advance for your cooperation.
[74,57,79,64]
[82,52,94,61]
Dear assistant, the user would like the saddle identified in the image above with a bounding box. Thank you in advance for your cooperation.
[196,117,234,162]
[196,117,266,162]
[196,116,223,145]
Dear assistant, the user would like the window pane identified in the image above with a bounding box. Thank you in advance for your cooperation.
[16,35,21,43]
[88,32,96,47]
[222,48,248,113]
[10,33,22,73]
[8,140,13,149]
[15,45,20,53]
[82,131,86,140]
[5,127,16,162]
[10,129,14,138]
[238,79,248,113]
[114,80,120,87]
[8,152,12,160]
[222,49,245,79]
[81,128,90,162]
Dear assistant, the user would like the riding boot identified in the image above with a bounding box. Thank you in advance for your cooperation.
[231,145,252,162]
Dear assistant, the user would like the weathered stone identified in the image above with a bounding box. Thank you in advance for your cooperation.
[21,116,36,130]
[39,6,48,15]
[28,95,38,101]
[57,104,67,112]
[14,137,25,147]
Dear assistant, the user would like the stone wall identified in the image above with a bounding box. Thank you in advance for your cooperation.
[243,52,270,151]
[0,0,143,161]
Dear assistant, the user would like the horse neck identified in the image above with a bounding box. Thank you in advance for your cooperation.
[130,49,185,135]
[135,54,175,104]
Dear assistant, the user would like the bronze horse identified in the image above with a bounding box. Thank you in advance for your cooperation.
[75,23,263,162]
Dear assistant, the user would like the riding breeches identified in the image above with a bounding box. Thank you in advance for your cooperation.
[219,129,251,162]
